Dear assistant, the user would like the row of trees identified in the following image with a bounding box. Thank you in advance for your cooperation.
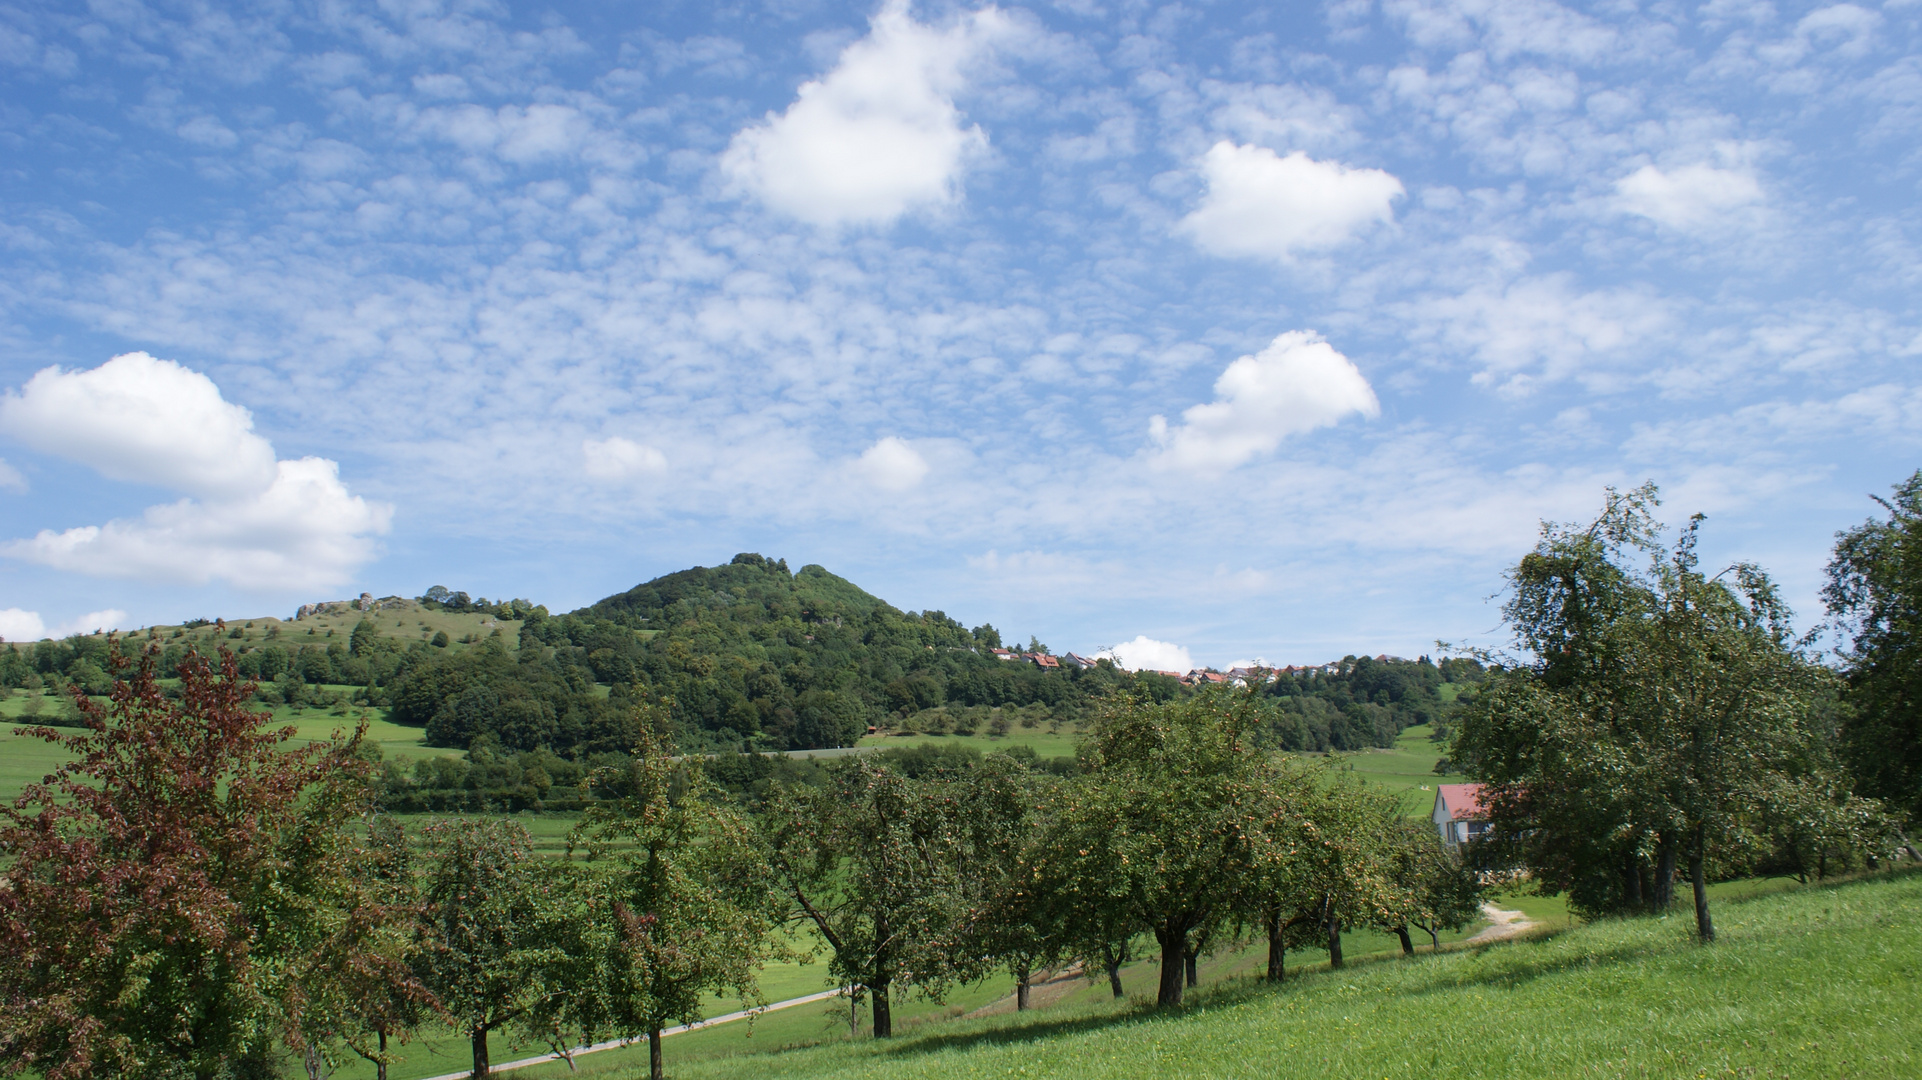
[1453,482,1911,940]
[0,647,1478,1080]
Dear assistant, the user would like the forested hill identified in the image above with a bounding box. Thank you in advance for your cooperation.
[530,552,1128,751]
[581,555,891,626]
[3,552,1482,767]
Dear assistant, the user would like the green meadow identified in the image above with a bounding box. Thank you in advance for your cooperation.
[521,869,1918,1080]
[320,879,1514,1080]
[0,689,458,804]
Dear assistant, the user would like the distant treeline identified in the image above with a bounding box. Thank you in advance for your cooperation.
[2,553,1486,765]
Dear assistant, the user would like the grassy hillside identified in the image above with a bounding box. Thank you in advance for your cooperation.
[316,878,1509,1080]
[540,869,1916,1080]
[0,693,458,804]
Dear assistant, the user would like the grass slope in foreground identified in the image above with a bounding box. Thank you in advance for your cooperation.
[636,871,1918,1080]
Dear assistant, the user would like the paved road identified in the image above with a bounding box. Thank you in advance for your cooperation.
[418,987,849,1080]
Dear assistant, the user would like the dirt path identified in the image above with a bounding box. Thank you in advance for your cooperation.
[418,987,848,1080]
[1464,901,1537,944]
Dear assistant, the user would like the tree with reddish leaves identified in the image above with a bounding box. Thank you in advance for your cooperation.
[292,816,442,1080]
[0,643,374,1080]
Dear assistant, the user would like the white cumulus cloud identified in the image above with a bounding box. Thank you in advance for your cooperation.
[0,607,131,642]
[1095,636,1194,674]
[1616,163,1763,230]
[0,351,278,498]
[583,436,667,481]
[855,436,931,491]
[1150,331,1380,471]
[7,458,390,592]
[720,0,1010,228]
[0,458,23,493]
[1,355,390,592]
[1179,141,1404,260]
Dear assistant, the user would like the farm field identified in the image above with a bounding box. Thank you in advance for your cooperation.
[0,718,69,802]
[1336,723,1467,814]
[854,725,1081,760]
[588,869,1921,1080]
[0,691,448,803]
[0,703,1464,810]
[852,718,1469,813]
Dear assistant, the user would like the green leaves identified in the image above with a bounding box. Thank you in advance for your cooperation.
[0,645,374,1080]
[1457,485,1897,928]
[1824,469,1922,823]
[568,722,784,1077]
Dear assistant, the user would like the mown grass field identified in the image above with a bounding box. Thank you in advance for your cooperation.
[854,725,1082,760]
[518,869,1918,1080]
[1337,723,1467,815]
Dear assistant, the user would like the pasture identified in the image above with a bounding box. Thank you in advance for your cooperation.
[589,869,1921,1080]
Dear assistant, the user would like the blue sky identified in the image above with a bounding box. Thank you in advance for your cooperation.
[0,0,1917,669]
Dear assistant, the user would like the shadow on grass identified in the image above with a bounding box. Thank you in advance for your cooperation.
[808,866,1922,1068]
[1371,864,1922,999]
[864,948,1488,1062]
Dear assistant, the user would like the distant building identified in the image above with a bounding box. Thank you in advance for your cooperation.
[1433,783,1490,846]
[1063,652,1102,669]
[1032,654,1060,670]
[991,648,1017,661]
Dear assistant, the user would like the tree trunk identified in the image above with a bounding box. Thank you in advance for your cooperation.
[1624,850,1644,910]
[649,1026,663,1080]
[1395,926,1414,956]
[1154,927,1185,1007]
[1105,942,1126,999]
[1016,964,1032,1011]
[1184,947,1198,988]
[1654,836,1677,911]
[1691,835,1715,943]
[871,980,893,1038]
[1326,911,1344,970]
[376,1029,387,1080]
[470,1025,490,1080]
[304,1043,325,1080]
[1265,911,1286,982]
[1426,925,1440,951]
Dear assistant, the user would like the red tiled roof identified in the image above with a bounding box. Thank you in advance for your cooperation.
[1435,783,1488,821]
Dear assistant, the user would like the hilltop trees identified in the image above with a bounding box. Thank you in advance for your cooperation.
[0,646,374,1080]
[1455,485,1893,939]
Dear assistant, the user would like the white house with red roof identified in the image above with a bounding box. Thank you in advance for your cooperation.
[1433,783,1490,845]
